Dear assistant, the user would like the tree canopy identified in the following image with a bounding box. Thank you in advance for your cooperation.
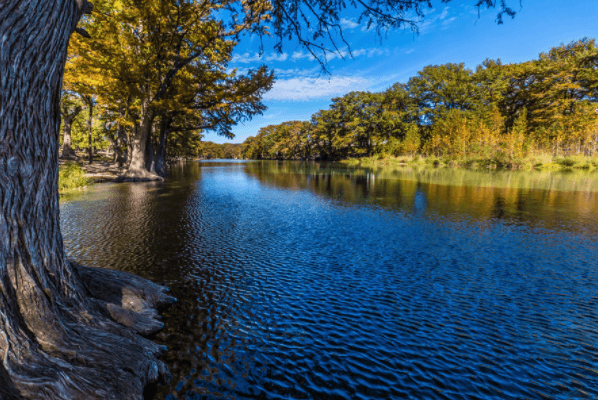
[59,0,521,179]
[241,38,598,165]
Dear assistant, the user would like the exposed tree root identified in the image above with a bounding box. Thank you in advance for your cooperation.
[114,169,164,183]
[0,263,175,400]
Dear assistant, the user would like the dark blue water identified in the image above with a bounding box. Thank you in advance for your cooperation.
[60,161,598,399]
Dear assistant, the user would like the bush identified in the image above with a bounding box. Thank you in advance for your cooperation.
[59,162,91,190]
[555,157,577,167]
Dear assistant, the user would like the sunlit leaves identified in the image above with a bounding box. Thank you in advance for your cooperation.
[241,38,598,161]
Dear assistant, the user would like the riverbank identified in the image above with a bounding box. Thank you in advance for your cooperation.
[340,154,598,171]
[59,160,123,191]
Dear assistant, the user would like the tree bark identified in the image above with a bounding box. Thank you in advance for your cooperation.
[145,122,155,174]
[0,1,173,398]
[154,118,171,178]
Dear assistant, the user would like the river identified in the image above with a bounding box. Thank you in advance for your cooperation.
[60,161,598,399]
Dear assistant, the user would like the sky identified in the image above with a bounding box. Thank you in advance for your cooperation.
[204,0,598,144]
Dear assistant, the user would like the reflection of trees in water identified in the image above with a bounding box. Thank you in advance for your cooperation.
[244,161,598,233]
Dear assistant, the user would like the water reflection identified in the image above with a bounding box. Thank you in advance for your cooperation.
[244,161,598,234]
[60,161,598,400]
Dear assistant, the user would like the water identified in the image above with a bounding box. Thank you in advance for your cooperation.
[60,161,598,399]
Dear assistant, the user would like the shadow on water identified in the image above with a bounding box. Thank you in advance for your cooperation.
[60,161,598,400]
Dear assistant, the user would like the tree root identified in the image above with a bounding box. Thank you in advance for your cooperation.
[73,263,175,334]
[114,169,164,182]
[60,146,79,161]
[0,263,176,400]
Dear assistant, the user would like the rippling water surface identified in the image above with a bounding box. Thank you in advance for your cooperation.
[60,161,598,399]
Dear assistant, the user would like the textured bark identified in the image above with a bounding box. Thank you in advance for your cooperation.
[0,1,173,398]
[145,124,155,174]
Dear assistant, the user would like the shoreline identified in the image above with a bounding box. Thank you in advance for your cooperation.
[59,159,123,192]
[339,154,598,171]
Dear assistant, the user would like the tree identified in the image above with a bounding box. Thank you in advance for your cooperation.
[0,1,177,398]
[408,63,480,127]
[1,0,520,397]
[60,93,84,160]
[68,0,273,181]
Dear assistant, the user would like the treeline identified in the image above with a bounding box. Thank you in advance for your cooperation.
[199,142,242,159]
[241,38,598,165]
[60,0,273,180]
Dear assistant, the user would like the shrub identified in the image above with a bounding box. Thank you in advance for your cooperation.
[555,157,577,167]
[59,162,91,190]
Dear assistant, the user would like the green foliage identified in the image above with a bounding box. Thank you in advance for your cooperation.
[59,162,92,190]
[63,0,274,168]
[198,141,242,159]
[242,38,598,166]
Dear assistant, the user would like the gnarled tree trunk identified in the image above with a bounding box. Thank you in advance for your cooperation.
[0,1,173,398]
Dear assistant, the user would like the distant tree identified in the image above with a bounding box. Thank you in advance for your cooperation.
[59,93,84,160]
[408,63,480,127]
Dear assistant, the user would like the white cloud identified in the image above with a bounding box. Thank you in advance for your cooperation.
[367,48,388,57]
[291,51,315,61]
[232,51,289,63]
[442,17,457,27]
[439,7,449,20]
[264,76,370,101]
[275,67,321,78]
[232,52,263,64]
[340,18,360,29]
[265,53,289,62]
[232,46,391,69]
[419,6,455,33]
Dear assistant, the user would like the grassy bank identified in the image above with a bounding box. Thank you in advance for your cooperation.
[59,162,92,191]
[341,154,598,171]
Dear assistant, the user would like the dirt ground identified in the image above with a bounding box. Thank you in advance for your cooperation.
[60,158,124,182]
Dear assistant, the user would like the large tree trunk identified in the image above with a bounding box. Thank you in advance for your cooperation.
[0,1,173,398]
[115,102,162,182]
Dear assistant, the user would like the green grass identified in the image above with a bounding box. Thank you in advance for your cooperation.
[59,162,92,191]
[340,154,598,171]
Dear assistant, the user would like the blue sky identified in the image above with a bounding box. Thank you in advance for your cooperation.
[204,0,598,144]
